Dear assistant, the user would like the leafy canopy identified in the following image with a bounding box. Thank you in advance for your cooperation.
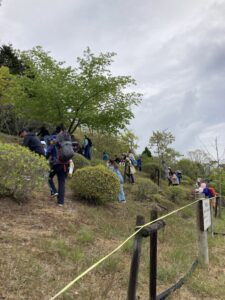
[17,47,142,134]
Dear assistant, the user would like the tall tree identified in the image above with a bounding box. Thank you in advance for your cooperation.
[142,146,152,157]
[122,130,138,152]
[149,130,181,175]
[149,130,174,162]
[0,66,24,104]
[0,44,25,75]
[18,47,141,134]
[0,66,26,134]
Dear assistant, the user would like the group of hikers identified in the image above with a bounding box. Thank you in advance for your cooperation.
[19,125,142,206]
[36,125,93,160]
[167,167,182,186]
[19,125,94,206]
[195,178,218,206]
[102,152,142,203]
[18,126,219,207]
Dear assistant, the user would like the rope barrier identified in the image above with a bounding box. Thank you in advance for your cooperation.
[156,258,199,300]
[50,197,212,300]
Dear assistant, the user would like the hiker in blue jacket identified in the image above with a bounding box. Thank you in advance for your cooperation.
[46,126,73,206]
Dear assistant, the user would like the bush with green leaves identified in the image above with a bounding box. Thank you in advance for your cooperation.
[0,142,48,200]
[90,158,105,166]
[150,194,176,210]
[166,186,190,204]
[70,165,120,204]
[142,162,163,181]
[134,177,159,201]
[181,175,193,186]
[72,153,90,170]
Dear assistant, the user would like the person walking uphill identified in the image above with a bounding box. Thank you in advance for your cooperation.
[47,126,74,206]
[19,128,45,156]
[82,135,92,160]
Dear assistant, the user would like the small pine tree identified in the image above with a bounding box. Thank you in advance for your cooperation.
[142,147,152,157]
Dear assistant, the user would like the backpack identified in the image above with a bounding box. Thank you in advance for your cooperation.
[59,141,75,163]
[208,187,216,197]
[57,132,75,163]
[131,159,137,167]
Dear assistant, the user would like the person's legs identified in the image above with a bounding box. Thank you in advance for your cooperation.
[130,174,135,184]
[56,164,67,205]
[48,168,58,195]
[118,184,126,202]
[85,146,91,160]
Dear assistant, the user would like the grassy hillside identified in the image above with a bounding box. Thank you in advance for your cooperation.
[0,183,225,299]
[0,133,225,299]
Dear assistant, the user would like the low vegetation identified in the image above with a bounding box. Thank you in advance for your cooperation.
[70,165,120,204]
[0,142,48,200]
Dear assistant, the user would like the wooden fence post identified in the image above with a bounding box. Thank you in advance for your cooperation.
[150,210,158,300]
[127,215,145,300]
[210,198,214,237]
[196,194,209,265]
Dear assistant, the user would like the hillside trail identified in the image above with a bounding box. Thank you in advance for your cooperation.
[1,183,224,300]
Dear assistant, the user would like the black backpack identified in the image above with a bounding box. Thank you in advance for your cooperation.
[60,141,75,163]
[57,132,75,163]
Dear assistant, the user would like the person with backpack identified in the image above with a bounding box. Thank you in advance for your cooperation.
[82,135,92,160]
[46,126,74,206]
[19,128,45,156]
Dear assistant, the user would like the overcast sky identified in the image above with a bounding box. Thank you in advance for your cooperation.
[1,0,225,159]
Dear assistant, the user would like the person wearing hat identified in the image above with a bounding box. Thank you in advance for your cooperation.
[19,128,45,156]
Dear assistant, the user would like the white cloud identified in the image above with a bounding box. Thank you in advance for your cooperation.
[1,0,225,157]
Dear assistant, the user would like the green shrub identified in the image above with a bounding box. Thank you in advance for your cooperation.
[70,165,120,204]
[72,153,90,170]
[0,142,48,200]
[181,175,193,186]
[150,194,176,210]
[166,186,190,204]
[91,159,105,166]
[142,162,163,181]
[135,177,159,201]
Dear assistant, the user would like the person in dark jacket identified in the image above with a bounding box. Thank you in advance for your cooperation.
[82,135,92,160]
[19,128,45,156]
[37,125,50,141]
[46,127,72,206]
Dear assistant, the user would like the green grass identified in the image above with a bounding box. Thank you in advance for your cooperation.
[77,228,94,244]
[0,161,225,299]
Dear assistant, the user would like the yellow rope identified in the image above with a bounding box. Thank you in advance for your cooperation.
[50,197,211,300]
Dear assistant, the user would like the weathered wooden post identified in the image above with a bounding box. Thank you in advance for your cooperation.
[150,210,158,300]
[156,169,160,187]
[127,215,145,300]
[210,197,214,237]
[215,195,219,218]
[196,193,209,265]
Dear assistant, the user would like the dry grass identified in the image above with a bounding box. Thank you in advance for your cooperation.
[0,178,225,299]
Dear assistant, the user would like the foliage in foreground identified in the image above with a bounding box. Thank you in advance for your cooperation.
[70,165,120,204]
[0,142,48,200]
[134,177,159,201]
[72,153,90,170]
